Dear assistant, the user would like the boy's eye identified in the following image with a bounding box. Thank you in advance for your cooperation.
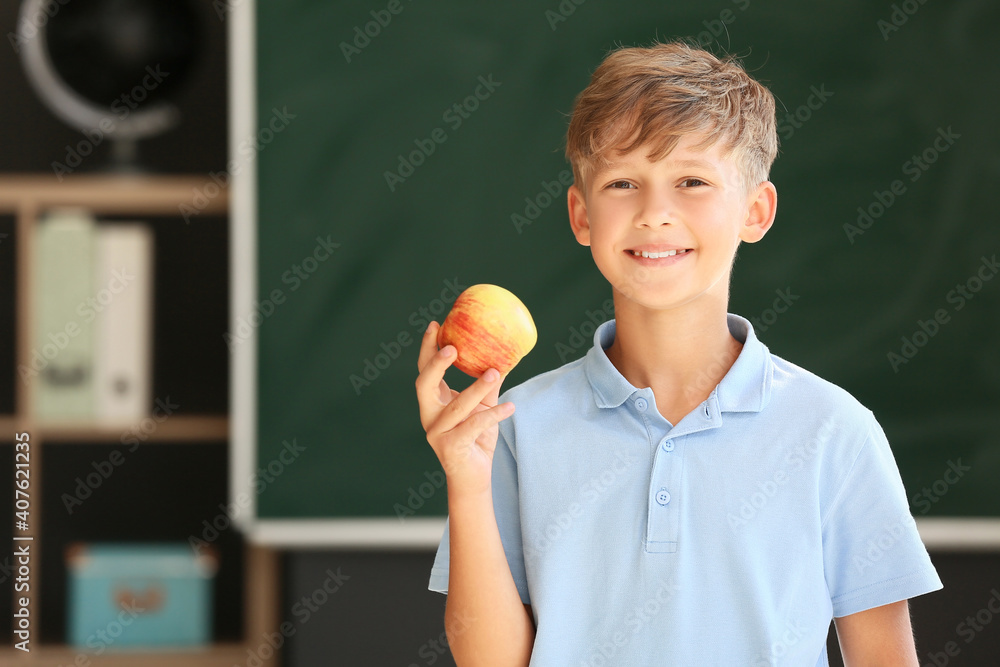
[680,178,707,187]
[607,180,636,190]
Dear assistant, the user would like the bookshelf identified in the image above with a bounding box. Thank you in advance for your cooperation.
[0,174,279,665]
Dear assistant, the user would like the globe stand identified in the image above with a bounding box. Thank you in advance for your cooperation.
[105,138,150,174]
[16,0,200,174]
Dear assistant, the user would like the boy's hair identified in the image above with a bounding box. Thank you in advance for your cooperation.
[565,40,778,197]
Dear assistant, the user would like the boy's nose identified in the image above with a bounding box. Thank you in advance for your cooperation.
[636,190,677,227]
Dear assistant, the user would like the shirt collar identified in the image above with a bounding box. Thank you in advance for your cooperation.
[583,313,773,413]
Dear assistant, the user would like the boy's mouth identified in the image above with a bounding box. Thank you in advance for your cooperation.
[626,248,693,259]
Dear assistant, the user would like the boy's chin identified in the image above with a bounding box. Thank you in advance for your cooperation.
[611,286,723,314]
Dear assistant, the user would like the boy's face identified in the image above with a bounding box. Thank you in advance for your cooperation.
[567,133,776,313]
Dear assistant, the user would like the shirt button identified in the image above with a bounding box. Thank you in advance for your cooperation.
[655,488,671,505]
[661,439,674,452]
[635,398,648,412]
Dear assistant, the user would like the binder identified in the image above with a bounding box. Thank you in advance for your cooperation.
[33,209,96,421]
[94,223,154,422]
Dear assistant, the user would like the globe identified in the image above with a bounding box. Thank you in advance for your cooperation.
[18,0,202,169]
[45,0,200,107]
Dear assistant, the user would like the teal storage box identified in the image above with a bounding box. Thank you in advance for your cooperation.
[66,542,218,648]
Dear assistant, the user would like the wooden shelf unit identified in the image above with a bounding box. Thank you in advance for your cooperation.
[0,174,278,665]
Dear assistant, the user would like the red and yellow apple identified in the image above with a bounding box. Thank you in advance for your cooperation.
[437,284,537,377]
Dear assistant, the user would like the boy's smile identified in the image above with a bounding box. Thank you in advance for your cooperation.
[625,246,693,265]
[567,132,776,313]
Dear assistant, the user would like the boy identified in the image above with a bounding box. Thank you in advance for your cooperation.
[415,40,941,665]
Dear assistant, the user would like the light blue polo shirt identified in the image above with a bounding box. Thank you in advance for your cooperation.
[429,314,942,666]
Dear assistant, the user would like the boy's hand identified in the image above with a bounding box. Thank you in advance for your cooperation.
[416,321,515,498]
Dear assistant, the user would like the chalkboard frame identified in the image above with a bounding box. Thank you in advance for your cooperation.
[230,0,1000,548]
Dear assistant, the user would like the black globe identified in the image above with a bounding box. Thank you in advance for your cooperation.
[45,0,200,107]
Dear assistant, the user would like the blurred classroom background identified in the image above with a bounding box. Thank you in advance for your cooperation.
[2,1,999,666]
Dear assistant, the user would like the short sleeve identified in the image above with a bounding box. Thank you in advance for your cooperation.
[822,412,942,617]
[428,423,531,604]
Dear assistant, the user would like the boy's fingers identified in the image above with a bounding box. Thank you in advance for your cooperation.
[451,401,515,443]
[431,367,504,435]
[484,371,509,406]
[416,321,441,373]
[416,344,458,426]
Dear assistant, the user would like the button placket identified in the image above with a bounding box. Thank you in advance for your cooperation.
[645,428,679,553]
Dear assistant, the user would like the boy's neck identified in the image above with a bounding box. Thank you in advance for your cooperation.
[604,293,742,425]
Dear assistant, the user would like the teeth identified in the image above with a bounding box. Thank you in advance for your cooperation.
[636,249,684,258]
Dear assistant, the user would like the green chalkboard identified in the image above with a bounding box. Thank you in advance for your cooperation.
[255,0,1000,522]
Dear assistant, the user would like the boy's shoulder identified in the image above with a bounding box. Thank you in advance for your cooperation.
[766,348,873,417]
[499,354,591,407]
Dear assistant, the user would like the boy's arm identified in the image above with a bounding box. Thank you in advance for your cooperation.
[445,490,536,666]
[416,323,535,666]
[833,600,919,666]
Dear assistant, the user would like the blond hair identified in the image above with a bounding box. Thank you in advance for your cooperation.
[564,40,778,197]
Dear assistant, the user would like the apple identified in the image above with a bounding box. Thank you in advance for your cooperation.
[437,284,537,377]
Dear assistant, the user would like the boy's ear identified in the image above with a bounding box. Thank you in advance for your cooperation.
[567,184,591,246]
[739,180,778,244]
